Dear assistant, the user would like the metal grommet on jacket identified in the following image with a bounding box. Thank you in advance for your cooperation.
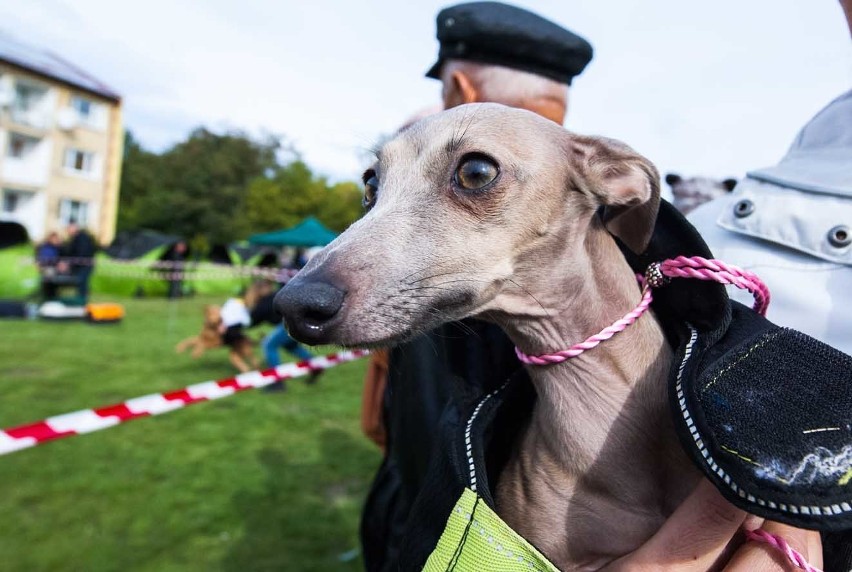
[733,199,754,218]
[828,225,851,248]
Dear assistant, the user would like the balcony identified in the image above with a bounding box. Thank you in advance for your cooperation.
[9,106,52,130]
[6,81,55,131]
[0,188,46,240]
[2,132,51,187]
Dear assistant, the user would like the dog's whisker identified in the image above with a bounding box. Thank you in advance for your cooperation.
[505,278,552,319]
[400,255,478,284]
[386,293,436,300]
[398,285,461,294]
[425,278,491,287]
[399,261,440,284]
[406,269,469,285]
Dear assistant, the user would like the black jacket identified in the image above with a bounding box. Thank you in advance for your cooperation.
[65,231,97,271]
[250,293,282,327]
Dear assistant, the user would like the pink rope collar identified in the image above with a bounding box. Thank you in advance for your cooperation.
[514,256,822,571]
[514,255,770,366]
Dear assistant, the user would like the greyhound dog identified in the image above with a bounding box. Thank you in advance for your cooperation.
[275,103,701,569]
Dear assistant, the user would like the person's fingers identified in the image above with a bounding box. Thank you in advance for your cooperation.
[604,479,748,571]
[807,528,824,569]
[724,520,822,572]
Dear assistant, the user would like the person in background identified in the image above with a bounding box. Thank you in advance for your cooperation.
[685,5,852,568]
[291,248,308,270]
[689,0,852,358]
[248,280,321,391]
[63,221,96,303]
[163,240,188,299]
[360,347,389,451]
[218,286,261,374]
[35,231,63,300]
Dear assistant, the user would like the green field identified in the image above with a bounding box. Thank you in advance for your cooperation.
[0,296,379,572]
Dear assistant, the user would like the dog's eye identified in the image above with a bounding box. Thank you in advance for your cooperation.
[363,171,379,211]
[455,155,499,191]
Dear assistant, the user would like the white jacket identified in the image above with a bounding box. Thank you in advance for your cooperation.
[689,90,852,355]
[220,298,251,328]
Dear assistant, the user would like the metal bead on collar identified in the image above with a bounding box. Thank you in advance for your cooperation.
[644,262,669,289]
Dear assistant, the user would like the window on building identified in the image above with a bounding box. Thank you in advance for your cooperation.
[2,189,33,214]
[12,82,44,113]
[70,95,104,128]
[63,148,95,173]
[10,81,49,128]
[2,191,18,213]
[66,95,107,130]
[58,198,88,226]
[70,96,92,118]
[6,133,39,159]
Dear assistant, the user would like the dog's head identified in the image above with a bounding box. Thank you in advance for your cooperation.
[275,103,660,347]
[203,304,222,327]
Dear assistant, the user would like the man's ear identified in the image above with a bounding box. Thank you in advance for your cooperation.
[451,70,479,104]
[570,136,661,254]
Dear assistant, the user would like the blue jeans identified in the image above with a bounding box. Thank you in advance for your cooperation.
[73,266,93,302]
[262,324,312,367]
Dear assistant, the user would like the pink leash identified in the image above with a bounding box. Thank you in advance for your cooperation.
[516,256,820,571]
[514,256,768,366]
[745,529,821,571]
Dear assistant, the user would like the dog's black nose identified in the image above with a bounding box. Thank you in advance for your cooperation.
[274,280,345,345]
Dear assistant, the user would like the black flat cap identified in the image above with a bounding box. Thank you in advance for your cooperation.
[426,1,593,85]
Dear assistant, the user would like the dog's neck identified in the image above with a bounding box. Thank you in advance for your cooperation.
[485,224,687,567]
[484,223,673,467]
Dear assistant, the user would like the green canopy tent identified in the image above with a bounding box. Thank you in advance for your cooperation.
[248,217,338,247]
[0,221,36,298]
[94,231,249,297]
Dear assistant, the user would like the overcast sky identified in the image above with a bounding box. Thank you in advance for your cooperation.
[3,0,850,185]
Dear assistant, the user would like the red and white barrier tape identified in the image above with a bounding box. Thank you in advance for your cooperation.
[24,257,301,282]
[0,350,368,456]
[77,267,289,281]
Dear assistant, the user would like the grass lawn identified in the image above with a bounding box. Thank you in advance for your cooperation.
[0,295,380,572]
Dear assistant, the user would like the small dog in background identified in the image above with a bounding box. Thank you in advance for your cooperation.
[665,173,736,214]
[176,282,273,373]
[175,304,224,358]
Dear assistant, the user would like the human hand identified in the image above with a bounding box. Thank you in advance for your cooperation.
[603,479,822,571]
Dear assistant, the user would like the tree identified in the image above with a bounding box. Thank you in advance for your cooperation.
[118,128,364,246]
[116,132,160,231]
[150,128,280,243]
[244,161,364,234]
[316,181,365,232]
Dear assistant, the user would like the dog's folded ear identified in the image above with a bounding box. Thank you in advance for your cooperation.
[569,136,661,254]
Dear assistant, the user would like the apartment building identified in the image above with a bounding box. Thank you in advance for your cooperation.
[0,33,123,245]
